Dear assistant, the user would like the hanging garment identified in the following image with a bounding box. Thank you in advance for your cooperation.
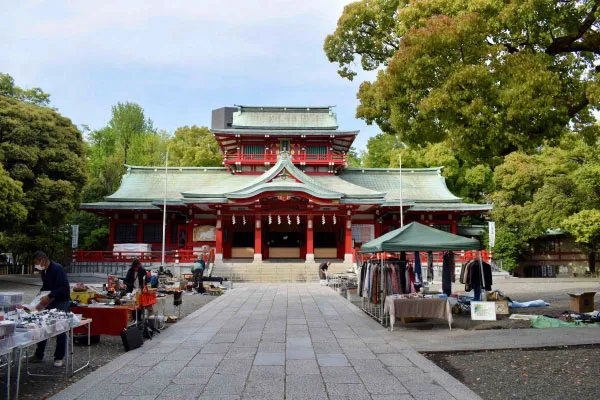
[449,251,456,283]
[427,251,434,283]
[390,263,400,294]
[399,262,407,294]
[407,264,416,294]
[442,252,452,296]
[414,252,422,291]
[400,251,406,262]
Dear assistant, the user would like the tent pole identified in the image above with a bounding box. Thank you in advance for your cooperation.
[478,250,486,300]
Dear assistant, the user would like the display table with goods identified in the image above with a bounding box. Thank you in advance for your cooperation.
[0,297,91,400]
[384,295,453,331]
[359,222,483,329]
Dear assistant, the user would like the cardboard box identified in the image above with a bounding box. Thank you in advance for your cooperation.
[568,292,596,313]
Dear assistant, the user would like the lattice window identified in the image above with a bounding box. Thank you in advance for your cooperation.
[143,223,162,243]
[307,145,326,155]
[115,224,137,244]
[352,224,374,243]
[243,145,263,155]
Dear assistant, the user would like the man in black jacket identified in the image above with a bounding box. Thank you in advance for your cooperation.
[31,251,71,367]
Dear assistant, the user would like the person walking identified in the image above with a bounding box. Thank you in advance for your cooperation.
[30,251,71,367]
[191,256,206,293]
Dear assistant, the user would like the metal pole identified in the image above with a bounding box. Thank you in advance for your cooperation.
[161,150,169,268]
[399,155,403,227]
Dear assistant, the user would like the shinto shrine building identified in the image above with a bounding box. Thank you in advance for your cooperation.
[80,106,491,266]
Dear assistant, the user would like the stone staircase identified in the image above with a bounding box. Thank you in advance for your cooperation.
[210,261,355,283]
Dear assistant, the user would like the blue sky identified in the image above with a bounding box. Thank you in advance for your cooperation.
[1,0,380,150]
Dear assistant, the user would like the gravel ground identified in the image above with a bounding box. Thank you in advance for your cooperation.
[0,280,216,399]
[425,345,600,400]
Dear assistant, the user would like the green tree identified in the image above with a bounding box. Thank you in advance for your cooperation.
[169,125,222,167]
[346,147,363,167]
[0,73,51,107]
[0,95,86,264]
[325,0,600,163]
[109,102,154,164]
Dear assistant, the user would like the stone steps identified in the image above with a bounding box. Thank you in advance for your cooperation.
[211,261,355,283]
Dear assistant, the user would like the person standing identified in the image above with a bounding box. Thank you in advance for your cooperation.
[319,261,331,280]
[30,251,71,367]
[124,259,147,293]
[191,256,206,293]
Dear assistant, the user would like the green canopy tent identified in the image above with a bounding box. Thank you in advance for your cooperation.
[360,222,481,253]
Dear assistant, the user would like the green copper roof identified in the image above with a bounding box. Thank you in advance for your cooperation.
[232,106,338,130]
[81,161,491,213]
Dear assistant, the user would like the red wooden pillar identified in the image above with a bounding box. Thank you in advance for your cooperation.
[215,216,223,262]
[344,216,353,263]
[306,215,314,262]
[136,221,143,243]
[254,216,262,262]
[451,219,457,234]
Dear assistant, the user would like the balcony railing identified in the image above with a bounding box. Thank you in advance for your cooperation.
[224,153,346,164]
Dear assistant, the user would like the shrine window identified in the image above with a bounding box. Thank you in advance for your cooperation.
[244,145,263,156]
[307,145,326,155]
[115,224,137,243]
[143,223,162,243]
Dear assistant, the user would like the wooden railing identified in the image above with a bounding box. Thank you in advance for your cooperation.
[73,249,215,265]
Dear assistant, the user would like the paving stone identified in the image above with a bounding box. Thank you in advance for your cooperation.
[76,384,127,400]
[241,379,284,399]
[316,353,350,367]
[258,342,285,353]
[129,353,166,367]
[344,348,377,360]
[189,352,225,367]
[286,347,316,360]
[365,380,409,395]
[286,359,320,375]
[224,346,257,359]
[203,373,247,394]
[114,396,158,400]
[312,341,343,354]
[216,358,253,375]
[211,334,238,343]
[388,366,427,381]
[163,348,197,361]
[285,374,327,400]
[377,353,415,367]
[253,352,285,366]
[201,343,232,353]
[371,395,415,400]
[325,383,371,400]
[248,365,285,381]
[320,366,362,383]
[197,395,240,400]
[108,366,151,384]
[173,366,214,385]
[287,318,307,325]
[156,384,205,399]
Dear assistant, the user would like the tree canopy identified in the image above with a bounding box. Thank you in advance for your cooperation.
[169,125,222,167]
[0,73,51,107]
[0,94,86,263]
[325,0,600,163]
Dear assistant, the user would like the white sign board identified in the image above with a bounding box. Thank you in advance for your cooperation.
[488,221,495,248]
[471,301,497,321]
[71,225,79,249]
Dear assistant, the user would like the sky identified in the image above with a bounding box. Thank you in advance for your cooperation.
[1,0,380,150]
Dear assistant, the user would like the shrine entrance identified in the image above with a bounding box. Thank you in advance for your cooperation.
[263,214,306,260]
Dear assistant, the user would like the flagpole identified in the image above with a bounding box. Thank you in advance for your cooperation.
[161,150,169,268]
[399,154,403,227]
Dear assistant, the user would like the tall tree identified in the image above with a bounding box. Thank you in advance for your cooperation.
[169,125,222,167]
[0,73,51,107]
[108,102,154,164]
[325,0,600,163]
[0,95,86,264]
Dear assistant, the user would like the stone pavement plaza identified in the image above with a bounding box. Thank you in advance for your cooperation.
[52,284,480,400]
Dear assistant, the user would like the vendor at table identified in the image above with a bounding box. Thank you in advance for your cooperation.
[31,250,71,367]
[124,259,147,293]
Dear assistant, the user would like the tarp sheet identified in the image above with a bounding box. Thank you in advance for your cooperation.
[360,222,481,253]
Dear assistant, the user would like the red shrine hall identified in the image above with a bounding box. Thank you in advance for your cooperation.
[80,106,491,265]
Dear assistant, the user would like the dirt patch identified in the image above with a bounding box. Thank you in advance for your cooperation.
[425,345,600,400]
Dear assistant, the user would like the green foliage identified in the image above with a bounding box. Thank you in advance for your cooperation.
[0,73,51,106]
[326,0,600,163]
[562,210,600,247]
[492,227,527,272]
[346,147,363,168]
[169,125,222,167]
[0,95,86,262]
[68,211,109,250]
[108,102,154,164]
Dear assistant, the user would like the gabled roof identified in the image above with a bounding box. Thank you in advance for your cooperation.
[232,106,338,130]
[183,152,385,203]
